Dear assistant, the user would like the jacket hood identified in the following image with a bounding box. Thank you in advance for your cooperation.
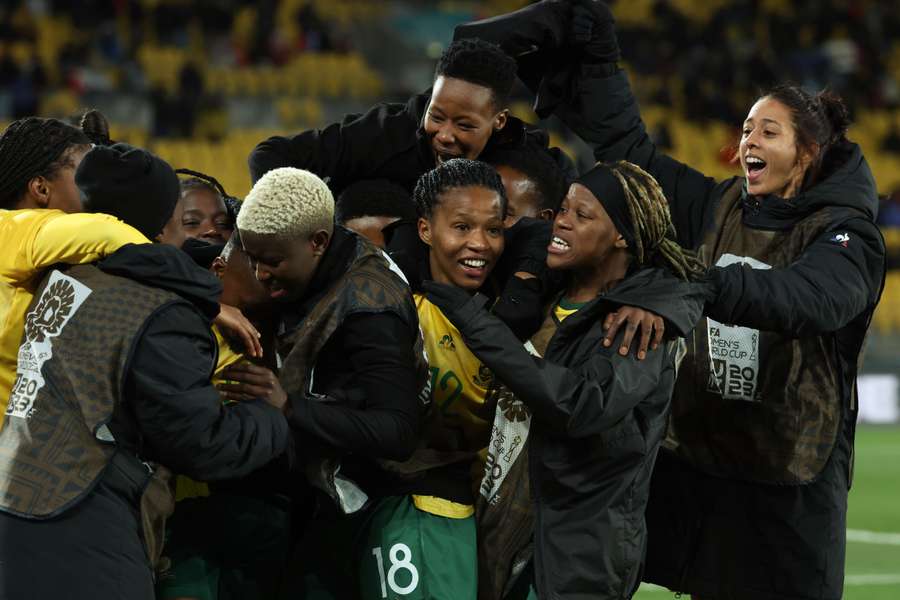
[747,143,879,222]
[597,268,707,338]
[97,243,222,320]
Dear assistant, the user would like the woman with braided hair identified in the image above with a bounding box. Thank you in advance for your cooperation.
[422,160,708,599]
[0,115,149,417]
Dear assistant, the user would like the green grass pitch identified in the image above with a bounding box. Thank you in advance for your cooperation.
[633,425,900,599]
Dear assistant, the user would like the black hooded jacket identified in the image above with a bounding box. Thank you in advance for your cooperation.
[0,244,291,600]
[430,269,707,600]
[102,243,291,481]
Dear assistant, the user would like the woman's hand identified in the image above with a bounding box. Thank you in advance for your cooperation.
[217,363,286,412]
[214,304,262,358]
[602,306,665,360]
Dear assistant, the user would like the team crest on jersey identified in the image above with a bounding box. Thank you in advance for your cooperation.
[438,333,456,350]
[472,363,492,387]
[829,232,850,247]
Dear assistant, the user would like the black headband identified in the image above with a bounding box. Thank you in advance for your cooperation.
[575,165,635,249]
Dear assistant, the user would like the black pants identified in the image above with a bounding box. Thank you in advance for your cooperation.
[643,419,852,600]
[0,456,154,600]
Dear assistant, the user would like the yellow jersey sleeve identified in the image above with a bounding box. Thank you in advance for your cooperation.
[26,211,149,274]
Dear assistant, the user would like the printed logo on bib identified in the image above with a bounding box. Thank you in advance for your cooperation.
[706,253,770,402]
[7,271,92,419]
[480,340,538,504]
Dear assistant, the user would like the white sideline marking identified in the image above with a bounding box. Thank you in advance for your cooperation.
[845,574,900,585]
[847,528,900,546]
[637,574,900,594]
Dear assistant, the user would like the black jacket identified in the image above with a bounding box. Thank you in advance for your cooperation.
[248,90,576,193]
[430,269,706,600]
[0,244,291,600]
[277,227,423,499]
[103,244,291,481]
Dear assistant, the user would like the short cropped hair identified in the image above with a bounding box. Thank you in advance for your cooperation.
[336,179,417,224]
[435,39,516,109]
[237,167,334,238]
[481,144,571,212]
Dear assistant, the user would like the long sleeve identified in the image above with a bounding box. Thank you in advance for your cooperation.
[288,312,422,462]
[707,221,886,335]
[248,96,428,186]
[125,304,290,481]
[552,66,723,249]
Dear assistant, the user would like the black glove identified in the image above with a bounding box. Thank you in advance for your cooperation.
[571,0,620,64]
[422,280,491,332]
[453,0,571,58]
[500,216,552,279]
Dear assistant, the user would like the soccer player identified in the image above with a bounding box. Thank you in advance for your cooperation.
[218,167,427,599]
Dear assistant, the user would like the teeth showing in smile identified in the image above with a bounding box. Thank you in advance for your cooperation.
[550,236,570,251]
[746,156,766,170]
[461,258,487,268]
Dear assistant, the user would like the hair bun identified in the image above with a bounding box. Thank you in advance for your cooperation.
[79,109,112,146]
[816,90,850,142]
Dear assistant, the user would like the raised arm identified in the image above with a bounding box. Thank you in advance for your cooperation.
[454,0,722,248]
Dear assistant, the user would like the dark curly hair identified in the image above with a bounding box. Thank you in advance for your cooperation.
[481,143,571,212]
[0,117,91,209]
[434,39,517,109]
[336,179,417,223]
[414,158,507,219]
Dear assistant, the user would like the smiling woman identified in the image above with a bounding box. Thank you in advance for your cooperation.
[423,38,515,165]
[414,158,507,291]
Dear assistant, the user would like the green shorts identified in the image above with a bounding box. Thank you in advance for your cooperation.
[295,495,476,600]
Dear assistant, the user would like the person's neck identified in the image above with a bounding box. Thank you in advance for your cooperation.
[565,252,630,304]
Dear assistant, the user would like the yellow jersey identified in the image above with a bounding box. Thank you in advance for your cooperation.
[553,297,587,323]
[413,293,495,518]
[0,209,148,417]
